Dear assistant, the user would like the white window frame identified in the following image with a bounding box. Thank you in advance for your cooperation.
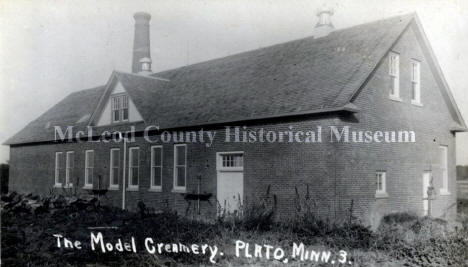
[109,148,120,190]
[173,144,187,192]
[411,59,422,105]
[54,152,63,187]
[84,150,94,189]
[65,151,74,188]
[217,152,244,172]
[128,147,139,190]
[388,52,400,101]
[111,94,129,123]
[150,145,163,191]
[439,145,450,195]
[375,171,388,198]
[111,95,120,122]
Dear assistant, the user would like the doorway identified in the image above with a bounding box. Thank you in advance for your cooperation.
[216,152,244,215]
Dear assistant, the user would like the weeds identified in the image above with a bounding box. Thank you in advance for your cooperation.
[2,192,467,266]
[375,213,468,266]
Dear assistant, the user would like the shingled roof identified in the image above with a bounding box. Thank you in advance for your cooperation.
[130,13,413,127]
[5,13,463,145]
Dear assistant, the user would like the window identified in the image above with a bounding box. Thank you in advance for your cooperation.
[222,154,243,168]
[111,94,129,123]
[128,147,139,190]
[84,150,94,188]
[439,145,449,194]
[173,144,186,192]
[54,152,63,186]
[411,60,421,104]
[376,171,387,198]
[150,146,163,190]
[65,151,74,187]
[109,148,120,189]
[388,52,400,99]
[218,152,244,172]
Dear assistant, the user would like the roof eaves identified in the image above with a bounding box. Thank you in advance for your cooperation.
[450,123,468,133]
[342,103,360,113]
[163,104,360,130]
[3,104,359,146]
[450,127,468,133]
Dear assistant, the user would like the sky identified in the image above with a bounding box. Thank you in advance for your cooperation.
[0,0,467,164]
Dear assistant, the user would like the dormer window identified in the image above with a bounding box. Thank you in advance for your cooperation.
[411,60,421,105]
[388,52,400,100]
[111,94,129,123]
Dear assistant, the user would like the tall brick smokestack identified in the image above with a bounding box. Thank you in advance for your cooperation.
[132,12,151,73]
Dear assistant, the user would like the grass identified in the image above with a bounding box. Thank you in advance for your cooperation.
[2,192,468,266]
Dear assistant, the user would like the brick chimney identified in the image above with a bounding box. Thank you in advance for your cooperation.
[132,12,151,73]
[314,8,334,38]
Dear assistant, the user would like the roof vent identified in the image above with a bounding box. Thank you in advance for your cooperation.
[314,8,334,38]
[138,57,153,75]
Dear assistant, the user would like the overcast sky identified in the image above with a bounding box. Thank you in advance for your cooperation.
[0,0,467,164]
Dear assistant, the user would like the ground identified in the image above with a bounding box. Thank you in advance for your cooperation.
[1,193,467,266]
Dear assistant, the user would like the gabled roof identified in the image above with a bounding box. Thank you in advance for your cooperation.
[5,13,465,145]
[4,86,105,145]
[88,72,167,125]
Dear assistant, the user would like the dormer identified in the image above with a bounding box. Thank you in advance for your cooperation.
[94,80,143,126]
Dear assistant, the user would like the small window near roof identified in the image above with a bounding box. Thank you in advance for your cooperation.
[411,60,421,105]
[111,94,129,123]
[388,52,400,100]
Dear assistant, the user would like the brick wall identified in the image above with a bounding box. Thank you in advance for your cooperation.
[344,24,458,226]
[8,22,460,228]
[9,117,341,221]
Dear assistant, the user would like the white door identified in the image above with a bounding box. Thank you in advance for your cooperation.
[217,152,244,215]
[422,172,431,216]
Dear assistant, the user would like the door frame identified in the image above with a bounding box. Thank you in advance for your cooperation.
[216,151,244,214]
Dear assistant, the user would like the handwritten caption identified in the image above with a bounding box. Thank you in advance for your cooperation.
[53,232,352,265]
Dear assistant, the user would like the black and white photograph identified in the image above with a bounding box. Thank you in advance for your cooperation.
[1,0,468,266]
